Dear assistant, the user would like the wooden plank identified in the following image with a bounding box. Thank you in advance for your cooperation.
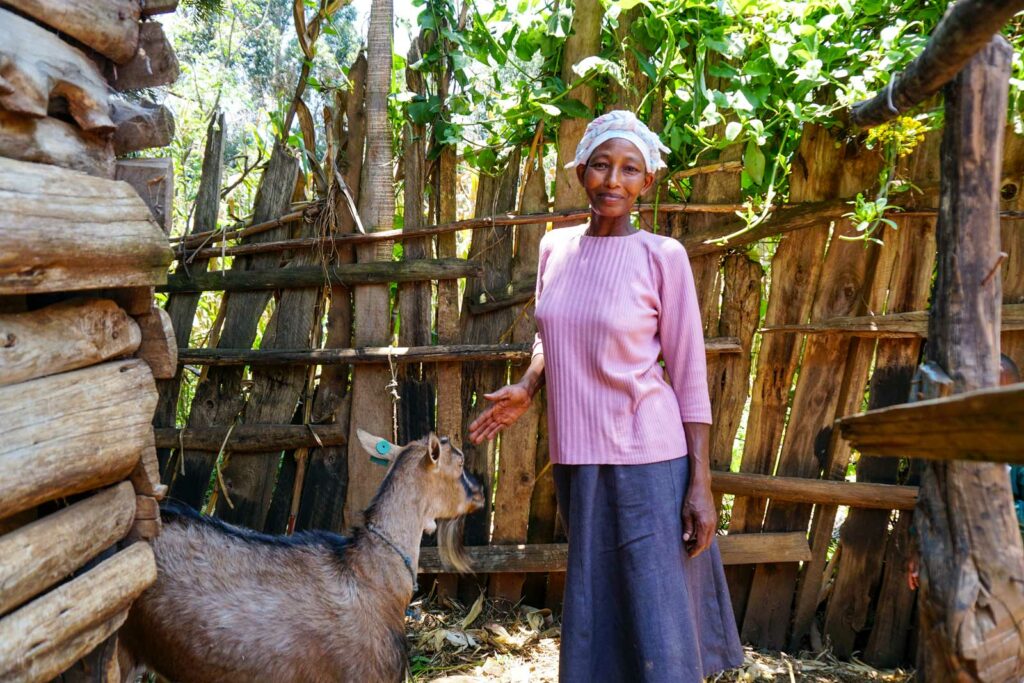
[0,111,113,177]
[417,533,812,573]
[170,143,298,508]
[0,0,141,63]
[0,157,171,295]
[116,159,173,234]
[840,384,1024,462]
[177,338,740,366]
[0,359,157,519]
[129,446,164,499]
[6,610,127,683]
[850,0,1024,128]
[141,0,177,14]
[155,424,347,452]
[0,298,140,387]
[710,471,917,510]
[103,22,179,91]
[134,305,176,378]
[110,99,174,155]
[0,543,155,681]
[490,151,547,602]
[725,125,834,626]
[159,258,482,293]
[913,38,1024,681]
[762,304,1024,336]
[296,58,364,533]
[741,128,884,649]
[0,482,135,615]
[0,9,113,132]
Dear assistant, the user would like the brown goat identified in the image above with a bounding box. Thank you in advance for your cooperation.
[118,431,484,683]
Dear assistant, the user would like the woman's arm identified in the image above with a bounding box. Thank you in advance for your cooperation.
[467,354,544,444]
[682,422,716,558]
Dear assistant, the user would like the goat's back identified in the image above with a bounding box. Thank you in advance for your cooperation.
[120,504,383,683]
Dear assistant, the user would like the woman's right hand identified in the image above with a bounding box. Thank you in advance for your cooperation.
[467,383,532,444]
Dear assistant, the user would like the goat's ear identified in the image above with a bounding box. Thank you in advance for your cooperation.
[356,428,399,466]
[427,432,442,465]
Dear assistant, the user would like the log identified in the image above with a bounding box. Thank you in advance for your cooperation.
[0,543,155,681]
[126,517,161,542]
[840,383,1024,463]
[0,0,141,64]
[913,37,1024,681]
[141,0,178,14]
[129,445,165,499]
[110,99,174,155]
[116,159,173,234]
[762,303,1024,336]
[0,9,112,132]
[134,305,176,378]
[850,0,1024,129]
[176,338,741,366]
[154,424,347,452]
[0,359,157,519]
[0,298,141,387]
[710,471,918,510]
[160,259,484,293]
[0,482,135,616]
[0,157,172,295]
[103,21,179,91]
[0,111,113,177]
[94,286,154,316]
[417,533,812,573]
[10,610,127,683]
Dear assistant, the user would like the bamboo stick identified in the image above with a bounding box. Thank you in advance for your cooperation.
[0,482,135,615]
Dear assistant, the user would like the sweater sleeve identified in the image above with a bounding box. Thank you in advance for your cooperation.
[531,233,549,360]
[657,240,712,424]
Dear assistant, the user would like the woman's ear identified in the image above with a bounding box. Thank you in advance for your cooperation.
[575,163,587,184]
[641,170,655,196]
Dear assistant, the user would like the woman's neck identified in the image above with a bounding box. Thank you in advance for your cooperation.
[587,211,636,237]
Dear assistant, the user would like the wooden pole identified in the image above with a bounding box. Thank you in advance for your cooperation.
[710,471,918,510]
[914,36,1024,681]
[850,0,1024,129]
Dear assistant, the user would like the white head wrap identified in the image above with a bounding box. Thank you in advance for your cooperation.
[566,110,670,172]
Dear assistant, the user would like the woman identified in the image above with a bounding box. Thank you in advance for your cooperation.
[468,110,744,682]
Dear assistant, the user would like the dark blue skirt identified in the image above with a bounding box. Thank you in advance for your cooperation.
[554,457,744,682]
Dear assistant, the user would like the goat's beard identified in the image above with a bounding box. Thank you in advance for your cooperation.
[436,517,470,573]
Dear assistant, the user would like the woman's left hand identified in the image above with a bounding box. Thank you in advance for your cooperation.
[681,479,717,558]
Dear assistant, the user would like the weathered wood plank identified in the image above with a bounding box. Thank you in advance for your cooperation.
[0,111,113,177]
[0,298,140,387]
[116,159,173,234]
[6,610,127,683]
[0,157,172,295]
[850,0,1024,128]
[134,305,176,378]
[160,259,482,293]
[710,471,917,510]
[762,304,1024,336]
[103,22,179,91]
[0,482,135,615]
[418,533,812,573]
[155,424,347,452]
[914,38,1024,681]
[0,0,141,63]
[140,0,177,14]
[0,9,113,132]
[0,359,157,519]
[0,543,155,681]
[110,99,174,155]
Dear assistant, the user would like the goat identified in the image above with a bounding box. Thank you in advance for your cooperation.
[118,431,484,683]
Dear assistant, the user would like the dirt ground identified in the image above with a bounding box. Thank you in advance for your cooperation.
[405,595,915,683]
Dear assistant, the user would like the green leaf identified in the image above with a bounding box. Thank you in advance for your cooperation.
[556,98,591,119]
[538,103,560,116]
[724,121,743,141]
[744,138,766,185]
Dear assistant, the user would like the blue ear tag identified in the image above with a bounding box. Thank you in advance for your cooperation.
[370,439,391,466]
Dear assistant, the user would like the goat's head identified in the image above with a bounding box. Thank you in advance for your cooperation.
[357,430,484,571]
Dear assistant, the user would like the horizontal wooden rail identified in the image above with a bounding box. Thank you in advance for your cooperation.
[710,471,917,510]
[418,532,812,572]
[850,0,1024,128]
[762,304,1024,337]
[159,258,482,293]
[154,424,348,452]
[177,338,742,366]
[840,383,1024,463]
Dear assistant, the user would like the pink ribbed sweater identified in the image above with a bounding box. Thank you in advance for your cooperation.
[532,225,711,465]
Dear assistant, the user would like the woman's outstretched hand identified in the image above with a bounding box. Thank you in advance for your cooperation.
[682,479,717,558]
[467,383,532,444]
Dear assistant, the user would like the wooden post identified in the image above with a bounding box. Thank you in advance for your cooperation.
[916,37,1024,681]
[110,99,175,155]
[116,159,174,234]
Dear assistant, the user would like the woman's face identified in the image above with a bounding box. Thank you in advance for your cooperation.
[576,138,656,217]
